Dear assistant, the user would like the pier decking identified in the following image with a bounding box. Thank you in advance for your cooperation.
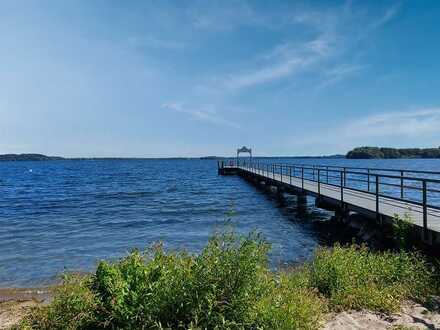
[218,161,440,242]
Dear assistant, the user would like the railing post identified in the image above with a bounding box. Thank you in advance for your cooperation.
[400,170,404,199]
[367,169,370,192]
[301,167,304,190]
[318,169,321,196]
[343,167,347,186]
[376,175,380,222]
[340,170,344,204]
[273,164,275,179]
[326,166,329,183]
[289,166,292,185]
[423,180,428,240]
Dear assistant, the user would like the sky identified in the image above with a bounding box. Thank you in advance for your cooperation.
[2,0,440,157]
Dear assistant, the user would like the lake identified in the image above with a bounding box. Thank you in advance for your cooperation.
[1,158,439,287]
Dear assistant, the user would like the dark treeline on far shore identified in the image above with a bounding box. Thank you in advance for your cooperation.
[0,154,65,161]
[6,148,440,161]
[0,153,346,162]
[0,154,199,161]
[346,146,440,159]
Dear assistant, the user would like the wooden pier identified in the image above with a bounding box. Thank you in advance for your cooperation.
[218,161,440,244]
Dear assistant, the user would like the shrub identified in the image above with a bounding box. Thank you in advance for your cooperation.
[17,229,326,329]
[189,230,270,328]
[93,247,196,329]
[308,244,434,312]
[392,213,414,249]
[16,230,435,329]
[17,275,98,330]
[254,271,326,330]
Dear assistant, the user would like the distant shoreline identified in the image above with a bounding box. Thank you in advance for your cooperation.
[347,146,440,159]
[0,153,346,162]
[4,152,440,162]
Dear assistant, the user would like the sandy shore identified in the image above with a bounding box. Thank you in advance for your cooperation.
[324,300,440,330]
[0,288,51,330]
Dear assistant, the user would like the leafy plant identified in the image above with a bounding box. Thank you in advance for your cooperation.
[17,275,98,330]
[16,229,435,329]
[308,243,434,312]
[254,270,326,330]
[392,213,414,249]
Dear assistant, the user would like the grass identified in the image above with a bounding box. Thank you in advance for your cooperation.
[308,244,433,312]
[392,213,414,249]
[15,229,436,330]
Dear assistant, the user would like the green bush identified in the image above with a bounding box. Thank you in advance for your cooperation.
[308,244,434,312]
[17,275,98,330]
[254,271,326,330]
[16,231,435,329]
[91,230,274,329]
[392,213,414,249]
[93,247,196,328]
[17,230,324,329]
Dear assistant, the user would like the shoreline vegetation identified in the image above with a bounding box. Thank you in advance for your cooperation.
[6,228,439,330]
[4,148,440,161]
[346,146,440,159]
[0,154,345,161]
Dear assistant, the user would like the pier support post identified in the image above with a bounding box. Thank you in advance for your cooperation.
[276,187,288,206]
[296,193,307,215]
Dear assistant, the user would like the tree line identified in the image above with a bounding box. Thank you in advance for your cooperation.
[346,146,440,159]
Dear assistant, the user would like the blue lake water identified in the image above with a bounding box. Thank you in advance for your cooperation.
[1,158,440,287]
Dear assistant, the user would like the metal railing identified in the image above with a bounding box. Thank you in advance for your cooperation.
[218,160,440,237]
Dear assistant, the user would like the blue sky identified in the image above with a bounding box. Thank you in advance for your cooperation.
[2,0,440,157]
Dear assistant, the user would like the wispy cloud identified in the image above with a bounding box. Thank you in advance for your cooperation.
[214,2,399,91]
[187,0,263,31]
[162,102,240,128]
[370,3,400,31]
[128,36,185,50]
[224,57,308,90]
[344,108,440,138]
[224,34,335,90]
[285,107,440,155]
[316,63,366,90]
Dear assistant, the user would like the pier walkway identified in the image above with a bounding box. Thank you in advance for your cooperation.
[218,161,440,240]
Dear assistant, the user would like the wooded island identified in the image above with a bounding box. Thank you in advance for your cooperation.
[346,147,440,159]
